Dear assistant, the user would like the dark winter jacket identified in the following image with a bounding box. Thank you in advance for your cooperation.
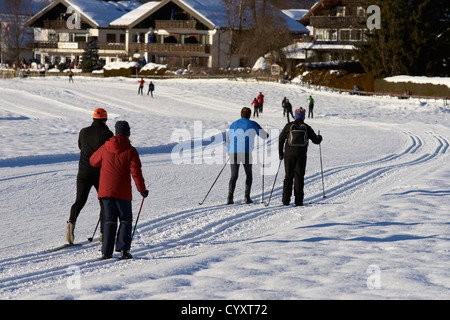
[78,120,114,173]
[279,119,322,158]
[90,135,146,200]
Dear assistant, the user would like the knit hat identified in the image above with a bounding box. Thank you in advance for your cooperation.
[115,120,130,137]
[295,108,306,120]
[93,108,107,120]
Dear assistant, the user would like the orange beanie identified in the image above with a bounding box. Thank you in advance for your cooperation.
[93,108,107,120]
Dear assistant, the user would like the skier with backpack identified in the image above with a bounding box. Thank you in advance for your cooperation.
[279,108,322,206]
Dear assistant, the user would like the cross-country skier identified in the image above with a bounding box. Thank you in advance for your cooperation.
[137,78,145,95]
[147,81,155,97]
[226,107,268,204]
[68,69,74,83]
[257,92,264,113]
[279,108,322,206]
[307,95,314,118]
[90,121,148,260]
[284,98,294,122]
[251,97,259,118]
[66,108,113,244]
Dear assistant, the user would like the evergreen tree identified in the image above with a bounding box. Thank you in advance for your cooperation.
[357,0,450,77]
[81,37,99,73]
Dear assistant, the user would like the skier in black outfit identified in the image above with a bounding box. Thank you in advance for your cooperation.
[66,108,114,244]
[279,108,322,206]
[147,81,155,97]
[284,98,294,122]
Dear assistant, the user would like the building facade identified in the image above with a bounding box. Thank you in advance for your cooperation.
[25,0,309,70]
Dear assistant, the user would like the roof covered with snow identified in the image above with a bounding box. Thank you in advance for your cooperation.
[282,9,309,21]
[27,0,141,28]
[111,0,309,34]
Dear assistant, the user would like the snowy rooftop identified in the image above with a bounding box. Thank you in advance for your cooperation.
[282,9,309,21]
[110,0,309,34]
[110,1,161,27]
[31,0,142,28]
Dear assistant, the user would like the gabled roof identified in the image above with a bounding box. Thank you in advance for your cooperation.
[110,0,309,34]
[301,0,339,23]
[25,0,141,28]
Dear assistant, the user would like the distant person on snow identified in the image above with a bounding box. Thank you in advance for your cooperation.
[279,108,322,206]
[251,97,259,118]
[66,108,114,244]
[90,121,148,260]
[284,98,294,122]
[68,69,74,83]
[138,78,145,95]
[307,95,314,118]
[257,92,264,113]
[226,107,269,205]
[147,81,155,97]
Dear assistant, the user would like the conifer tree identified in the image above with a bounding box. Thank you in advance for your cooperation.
[81,37,99,73]
[357,0,449,77]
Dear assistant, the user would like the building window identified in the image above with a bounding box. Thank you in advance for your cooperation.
[357,6,366,17]
[315,29,337,41]
[351,29,362,41]
[336,6,346,17]
[340,30,350,42]
[106,34,116,42]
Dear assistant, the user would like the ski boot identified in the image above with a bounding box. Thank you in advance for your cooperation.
[66,221,75,244]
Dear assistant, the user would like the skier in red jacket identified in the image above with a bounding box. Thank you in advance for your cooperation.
[90,121,148,259]
[137,78,145,95]
[257,92,264,113]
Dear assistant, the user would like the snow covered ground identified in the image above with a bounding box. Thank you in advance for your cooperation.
[0,76,449,300]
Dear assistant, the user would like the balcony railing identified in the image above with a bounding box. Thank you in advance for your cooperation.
[130,42,210,54]
[155,20,197,30]
[43,20,69,30]
[32,41,125,51]
[310,16,366,28]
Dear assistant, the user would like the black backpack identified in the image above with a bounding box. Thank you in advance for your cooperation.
[288,123,308,147]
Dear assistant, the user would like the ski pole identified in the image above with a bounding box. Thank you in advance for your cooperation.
[88,216,101,243]
[198,158,230,205]
[264,159,283,207]
[318,130,326,198]
[260,140,265,204]
[131,197,145,241]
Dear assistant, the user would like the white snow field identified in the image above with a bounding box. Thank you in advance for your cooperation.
[0,76,449,300]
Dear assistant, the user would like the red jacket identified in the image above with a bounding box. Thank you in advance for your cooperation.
[257,93,264,104]
[90,135,146,200]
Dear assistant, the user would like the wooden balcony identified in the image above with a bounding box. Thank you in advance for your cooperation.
[32,42,125,51]
[43,20,69,30]
[130,42,210,54]
[155,20,197,30]
[310,16,366,28]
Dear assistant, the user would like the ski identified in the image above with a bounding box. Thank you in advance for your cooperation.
[50,243,83,252]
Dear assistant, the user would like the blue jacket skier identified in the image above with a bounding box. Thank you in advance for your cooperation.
[226,107,268,204]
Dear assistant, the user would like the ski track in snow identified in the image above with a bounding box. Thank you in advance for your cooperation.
[0,76,449,299]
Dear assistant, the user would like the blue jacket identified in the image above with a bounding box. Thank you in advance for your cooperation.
[226,118,267,154]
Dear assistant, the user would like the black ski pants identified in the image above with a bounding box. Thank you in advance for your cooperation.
[228,154,253,196]
[69,170,105,232]
[282,155,307,206]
